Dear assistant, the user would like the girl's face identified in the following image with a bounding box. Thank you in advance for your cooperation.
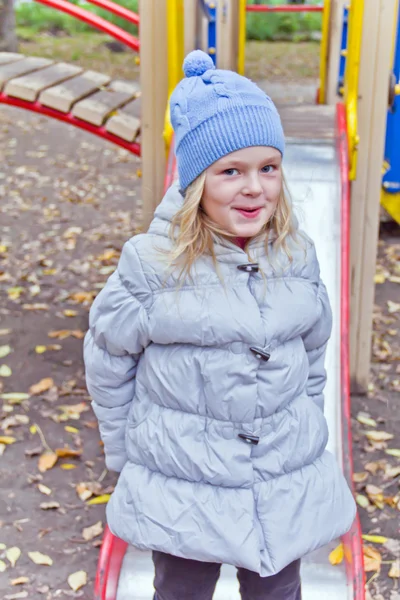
[201,146,282,238]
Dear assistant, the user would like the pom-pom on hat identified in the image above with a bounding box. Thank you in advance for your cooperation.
[170,49,285,191]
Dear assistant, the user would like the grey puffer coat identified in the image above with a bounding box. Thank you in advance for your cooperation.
[84,182,356,577]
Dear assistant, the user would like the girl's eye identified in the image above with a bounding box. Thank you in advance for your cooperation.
[262,165,275,173]
[223,168,239,176]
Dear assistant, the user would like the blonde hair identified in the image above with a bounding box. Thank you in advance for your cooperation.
[167,168,298,281]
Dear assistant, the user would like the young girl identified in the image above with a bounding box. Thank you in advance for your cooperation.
[84,50,356,599]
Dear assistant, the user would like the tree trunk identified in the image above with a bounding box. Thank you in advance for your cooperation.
[0,0,18,53]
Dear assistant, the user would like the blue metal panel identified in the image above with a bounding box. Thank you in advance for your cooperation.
[383,7,400,192]
[208,3,217,65]
[337,6,348,97]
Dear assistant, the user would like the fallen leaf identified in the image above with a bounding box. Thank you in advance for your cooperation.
[356,494,370,509]
[4,592,28,599]
[363,545,382,572]
[29,378,54,396]
[0,329,11,336]
[6,547,21,567]
[64,426,79,434]
[48,329,85,340]
[10,577,30,585]
[28,551,53,566]
[40,502,60,510]
[38,484,52,496]
[357,414,377,428]
[30,425,37,434]
[7,287,24,300]
[374,273,386,284]
[362,535,388,544]
[0,365,12,377]
[0,436,16,444]
[35,346,47,354]
[38,451,58,473]
[55,447,82,459]
[385,449,400,458]
[82,521,103,541]
[87,494,111,505]
[1,415,29,430]
[22,303,49,311]
[365,460,387,475]
[389,559,400,578]
[68,570,87,591]
[0,444,6,456]
[60,464,77,470]
[329,543,344,565]
[0,393,30,404]
[58,402,89,420]
[76,481,102,501]
[387,301,400,313]
[0,559,6,572]
[0,345,12,358]
[366,485,384,509]
[365,431,394,442]
[63,309,78,317]
[353,472,369,483]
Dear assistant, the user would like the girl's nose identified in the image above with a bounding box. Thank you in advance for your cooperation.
[243,174,263,196]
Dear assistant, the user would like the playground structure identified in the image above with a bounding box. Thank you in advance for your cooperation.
[0,1,399,598]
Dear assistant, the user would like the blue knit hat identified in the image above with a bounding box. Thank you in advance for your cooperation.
[170,50,285,191]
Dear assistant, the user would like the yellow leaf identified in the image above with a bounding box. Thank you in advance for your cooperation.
[353,472,369,483]
[356,494,370,509]
[30,425,37,434]
[10,576,30,585]
[389,559,400,578]
[366,484,384,509]
[356,414,377,428]
[28,551,53,566]
[387,301,400,314]
[362,535,388,544]
[82,521,103,541]
[64,426,79,434]
[38,451,58,473]
[0,345,11,358]
[35,346,47,354]
[0,559,6,572]
[0,364,12,377]
[87,494,111,505]
[365,430,394,442]
[329,543,344,565]
[0,244,8,253]
[63,309,78,317]
[6,547,21,567]
[363,545,382,572]
[60,464,77,470]
[0,393,30,404]
[55,447,82,459]
[385,449,400,458]
[374,273,386,284]
[7,287,24,300]
[0,436,16,445]
[38,484,52,496]
[29,377,54,396]
[68,570,87,591]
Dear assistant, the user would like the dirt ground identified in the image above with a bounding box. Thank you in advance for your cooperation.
[0,37,399,600]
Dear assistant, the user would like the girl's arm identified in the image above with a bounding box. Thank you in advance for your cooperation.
[83,239,151,472]
[302,278,332,412]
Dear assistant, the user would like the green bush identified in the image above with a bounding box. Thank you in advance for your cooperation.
[15,0,321,40]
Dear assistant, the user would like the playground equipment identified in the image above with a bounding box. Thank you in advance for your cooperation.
[0,1,398,598]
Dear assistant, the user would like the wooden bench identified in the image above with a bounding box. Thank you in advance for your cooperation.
[0,52,141,155]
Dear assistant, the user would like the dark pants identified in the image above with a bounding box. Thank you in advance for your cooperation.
[152,551,301,600]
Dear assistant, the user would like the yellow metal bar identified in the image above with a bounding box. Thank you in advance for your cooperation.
[381,190,400,224]
[238,0,246,75]
[344,0,364,180]
[318,0,331,104]
[165,0,185,153]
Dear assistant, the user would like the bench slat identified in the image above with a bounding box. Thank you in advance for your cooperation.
[0,57,53,90]
[72,79,140,127]
[105,94,141,142]
[0,52,25,65]
[5,62,83,102]
[39,70,111,113]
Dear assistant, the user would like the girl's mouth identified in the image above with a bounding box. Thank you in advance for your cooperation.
[234,207,263,219]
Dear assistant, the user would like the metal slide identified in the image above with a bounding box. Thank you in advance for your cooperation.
[94,105,364,600]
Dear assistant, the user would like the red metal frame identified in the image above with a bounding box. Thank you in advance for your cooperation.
[85,0,139,27]
[164,135,178,192]
[246,4,323,12]
[94,526,128,600]
[336,102,365,600]
[34,0,139,52]
[0,93,141,156]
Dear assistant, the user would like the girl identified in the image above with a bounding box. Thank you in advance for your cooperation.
[84,50,356,600]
